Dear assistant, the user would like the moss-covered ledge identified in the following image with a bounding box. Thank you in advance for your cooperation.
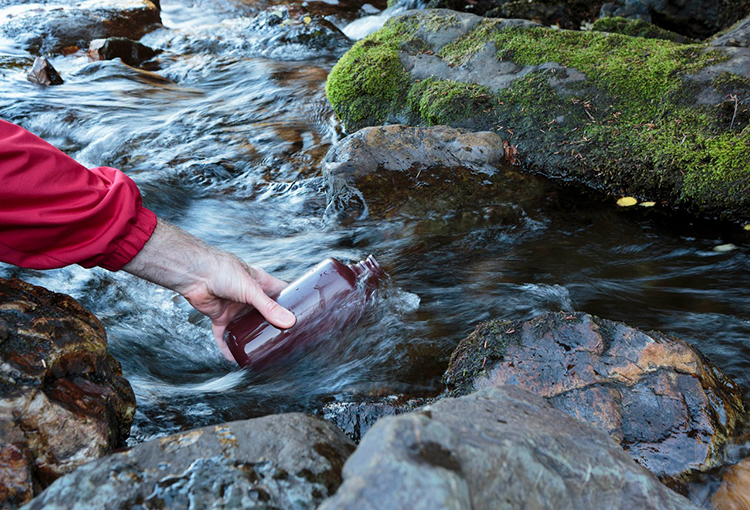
[325,9,750,222]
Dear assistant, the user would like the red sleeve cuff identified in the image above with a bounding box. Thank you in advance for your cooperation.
[92,206,158,271]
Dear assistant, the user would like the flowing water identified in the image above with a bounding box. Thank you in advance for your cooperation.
[2,0,750,500]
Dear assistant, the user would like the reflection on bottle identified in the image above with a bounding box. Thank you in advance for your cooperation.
[225,255,385,369]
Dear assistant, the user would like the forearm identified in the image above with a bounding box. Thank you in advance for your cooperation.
[122,219,228,296]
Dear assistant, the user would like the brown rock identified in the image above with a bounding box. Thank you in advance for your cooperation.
[26,57,63,86]
[713,458,750,510]
[0,0,162,55]
[443,311,745,488]
[323,124,545,220]
[88,37,158,67]
[0,278,135,509]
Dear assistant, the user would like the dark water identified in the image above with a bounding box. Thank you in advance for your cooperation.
[2,0,750,500]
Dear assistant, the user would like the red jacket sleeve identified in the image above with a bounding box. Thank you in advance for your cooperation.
[0,119,158,271]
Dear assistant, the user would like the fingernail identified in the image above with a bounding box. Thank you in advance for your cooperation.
[277,308,296,327]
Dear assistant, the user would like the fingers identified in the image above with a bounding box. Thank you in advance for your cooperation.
[249,289,297,329]
[212,323,235,362]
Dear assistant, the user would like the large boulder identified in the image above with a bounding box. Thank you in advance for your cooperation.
[326,9,750,221]
[0,0,162,55]
[323,124,545,220]
[319,385,700,510]
[0,278,135,509]
[22,413,355,510]
[443,311,745,487]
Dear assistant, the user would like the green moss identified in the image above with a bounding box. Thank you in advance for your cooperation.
[325,19,418,129]
[406,77,495,126]
[592,16,689,42]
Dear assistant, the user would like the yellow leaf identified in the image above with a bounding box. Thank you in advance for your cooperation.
[639,201,656,207]
[714,244,737,253]
[616,196,638,207]
[744,224,750,231]
[303,16,312,24]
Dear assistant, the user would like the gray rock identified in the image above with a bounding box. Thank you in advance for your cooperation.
[443,312,745,487]
[21,413,355,510]
[712,15,750,47]
[320,386,700,510]
[323,124,545,220]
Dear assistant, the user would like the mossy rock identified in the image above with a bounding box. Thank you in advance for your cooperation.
[326,9,750,222]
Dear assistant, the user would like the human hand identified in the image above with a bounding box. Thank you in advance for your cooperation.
[123,219,296,361]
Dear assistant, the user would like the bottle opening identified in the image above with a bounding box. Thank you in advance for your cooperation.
[349,254,384,280]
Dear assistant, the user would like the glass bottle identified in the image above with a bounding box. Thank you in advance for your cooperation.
[225,255,385,369]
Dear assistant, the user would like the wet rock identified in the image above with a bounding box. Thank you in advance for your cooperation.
[88,37,158,67]
[323,124,545,220]
[600,0,750,40]
[147,6,350,59]
[712,16,750,48]
[322,396,431,442]
[26,56,63,86]
[319,385,699,510]
[0,0,162,55]
[0,278,135,509]
[326,9,750,222]
[23,413,355,510]
[443,311,745,487]
[713,458,750,510]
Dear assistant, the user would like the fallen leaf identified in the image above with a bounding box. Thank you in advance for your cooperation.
[503,140,518,165]
[303,16,312,24]
[639,201,656,207]
[616,196,638,207]
[744,224,750,231]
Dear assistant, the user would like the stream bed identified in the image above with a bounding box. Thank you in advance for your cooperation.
[1,0,750,500]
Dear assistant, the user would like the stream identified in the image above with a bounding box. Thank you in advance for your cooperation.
[2,0,750,500]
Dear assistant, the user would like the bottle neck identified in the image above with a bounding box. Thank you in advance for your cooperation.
[348,255,384,281]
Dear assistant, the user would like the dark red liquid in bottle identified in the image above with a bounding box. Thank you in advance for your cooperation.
[225,255,385,369]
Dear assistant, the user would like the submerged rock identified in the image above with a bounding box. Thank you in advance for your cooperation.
[323,124,545,220]
[146,6,350,59]
[88,37,158,67]
[443,311,745,488]
[26,56,63,85]
[713,458,750,510]
[22,413,355,510]
[326,9,750,221]
[0,0,161,55]
[0,278,135,509]
[319,385,699,510]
